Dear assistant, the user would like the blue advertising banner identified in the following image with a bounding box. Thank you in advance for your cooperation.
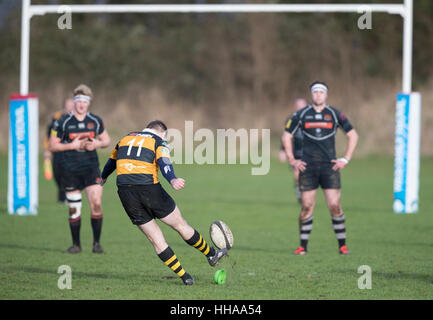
[393,93,421,214]
[8,94,38,215]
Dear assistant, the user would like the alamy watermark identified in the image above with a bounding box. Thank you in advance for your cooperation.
[57,5,72,30]
[57,265,72,290]
[166,121,270,175]
[357,265,372,289]
[357,6,372,30]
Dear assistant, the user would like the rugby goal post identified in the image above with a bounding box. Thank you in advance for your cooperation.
[9,0,419,214]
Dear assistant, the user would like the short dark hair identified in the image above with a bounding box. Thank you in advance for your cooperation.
[146,120,167,132]
[309,81,328,90]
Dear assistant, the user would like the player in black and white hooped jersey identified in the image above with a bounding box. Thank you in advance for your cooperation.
[282,81,358,255]
[49,84,111,254]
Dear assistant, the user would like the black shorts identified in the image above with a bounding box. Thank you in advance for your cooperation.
[299,162,341,191]
[61,167,102,192]
[117,183,176,225]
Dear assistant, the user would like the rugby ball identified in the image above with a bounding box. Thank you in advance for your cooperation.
[209,221,233,250]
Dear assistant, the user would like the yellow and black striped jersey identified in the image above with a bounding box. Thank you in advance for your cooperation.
[109,129,171,185]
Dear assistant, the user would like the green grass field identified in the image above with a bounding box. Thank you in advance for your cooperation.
[1,154,432,300]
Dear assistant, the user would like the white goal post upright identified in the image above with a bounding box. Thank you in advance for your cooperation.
[11,0,418,214]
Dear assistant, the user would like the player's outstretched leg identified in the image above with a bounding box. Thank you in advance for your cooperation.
[137,219,194,285]
[161,206,228,266]
[185,229,228,267]
[64,192,82,254]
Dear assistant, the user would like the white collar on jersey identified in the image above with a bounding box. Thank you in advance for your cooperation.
[310,104,329,113]
[142,128,167,141]
[142,128,159,135]
[142,128,169,140]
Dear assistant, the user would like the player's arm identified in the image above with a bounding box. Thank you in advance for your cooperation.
[48,118,84,152]
[84,129,111,151]
[331,128,359,171]
[343,129,358,162]
[48,124,86,153]
[331,110,359,170]
[282,114,306,171]
[282,131,295,163]
[156,143,184,190]
[157,157,184,190]
[49,135,85,152]
[100,143,119,186]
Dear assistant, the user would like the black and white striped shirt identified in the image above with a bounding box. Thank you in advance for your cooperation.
[285,105,353,163]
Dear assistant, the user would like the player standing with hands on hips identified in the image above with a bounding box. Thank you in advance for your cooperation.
[49,84,111,254]
[100,120,228,285]
[282,81,358,255]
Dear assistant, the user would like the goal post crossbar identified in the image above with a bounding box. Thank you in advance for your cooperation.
[20,1,413,95]
[28,4,406,16]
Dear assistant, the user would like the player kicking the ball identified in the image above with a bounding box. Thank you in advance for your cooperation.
[100,120,227,285]
[282,81,358,255]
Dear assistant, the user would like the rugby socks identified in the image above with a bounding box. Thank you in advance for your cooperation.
[332,214,346,247]
[91,214,103,244]
[69,219,81,247]
[158,246,187,280]
[300,216,313,249]
[185,229,216,258]
[67,193,82,247]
